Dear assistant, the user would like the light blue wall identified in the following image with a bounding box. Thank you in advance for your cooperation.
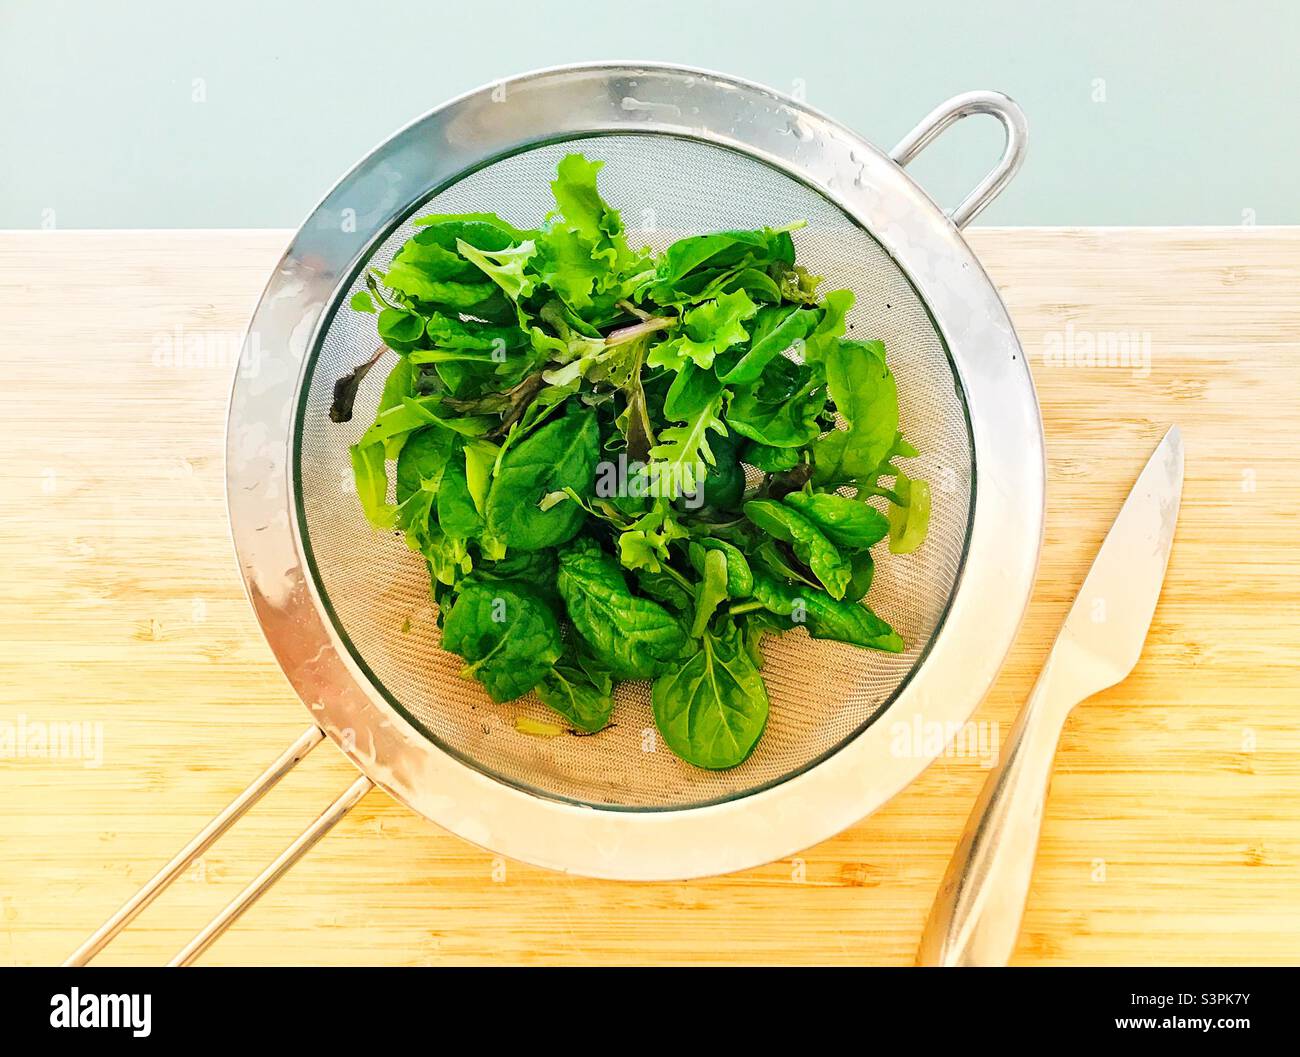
[3,0,1296,228]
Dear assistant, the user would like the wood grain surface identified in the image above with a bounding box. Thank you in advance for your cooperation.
[1,228,1297,966]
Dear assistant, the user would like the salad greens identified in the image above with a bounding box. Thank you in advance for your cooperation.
[339,153,930,770]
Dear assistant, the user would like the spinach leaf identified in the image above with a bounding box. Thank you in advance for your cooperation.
[436,447,484,540]
[782,491,890,550]
[651,622,769,769]
[741,440,800,473]
[697,428,746,511]
[750,573,903,652]
[726,355,826,448]
[556,538,689,680]
[535,661,614,733]
[844,550,875,602]
[633,566,694,612]
[689,538,754,599]
[888,468,932,554]
[484,408,600,551]
[395,424,455,503]
[717,304,820,385]
[441,581,563,702]
[812,339,898,486]
[743,499,852,600]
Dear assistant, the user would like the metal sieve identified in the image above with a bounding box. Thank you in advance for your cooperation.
[69,63,1043,965]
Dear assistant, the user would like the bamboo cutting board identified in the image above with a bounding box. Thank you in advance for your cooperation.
[0,228,1297,966]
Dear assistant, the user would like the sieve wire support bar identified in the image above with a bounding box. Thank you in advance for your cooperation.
[889,90,1028,229]
[169,773,374,966]
[63,726,338,966]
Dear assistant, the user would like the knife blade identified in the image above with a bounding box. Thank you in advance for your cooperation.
[918,425,1184,966]
[1050,423,1184,706]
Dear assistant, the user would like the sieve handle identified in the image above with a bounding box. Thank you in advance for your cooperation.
[64,726,373,966]
[890,91,1028,229]
[916,651,1074,966]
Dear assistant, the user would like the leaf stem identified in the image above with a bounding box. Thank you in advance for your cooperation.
[604,316,674,347]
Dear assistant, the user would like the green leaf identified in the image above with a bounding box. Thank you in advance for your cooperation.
[646,289,758,371]
[651,623,769,769]
[888,469,932,554]
[436,447,484,540]
[844,550,875,602]
[349,442,396,529]
[535,662,614,733]
[533,223,605,312]
[782,492,890,550]
[441,581,563,702]
[462,438,498,516]
[349,290,376,313]
[648,394,727,498]
[424,313,527,353]
[741,441,800,473]
[395,423,455,503]
[456,238,537,301]
[411,212,537,244]
[802,288,853,363]
[381,263,497,309]
[377,308,425,351]
[549,153,634,268]
[717,304,820,385]
[556,538,689,680]
[484,408,600,551]
[689,538,754,599]
[689,547,730,637]
[616,499,689,573]
[812,339,898,486]
[662,360,722,421]
[743,499,852,600]
[726,356,826,448]
[751,573,903,652]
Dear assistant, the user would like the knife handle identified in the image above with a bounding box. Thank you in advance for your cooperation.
[917,650,1077,966]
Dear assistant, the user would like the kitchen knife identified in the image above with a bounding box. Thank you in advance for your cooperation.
[917,425,1184,966]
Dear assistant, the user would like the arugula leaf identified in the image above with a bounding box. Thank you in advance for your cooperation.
[441,581,563,702]
[648,394,728,498]
[651,621,769,769]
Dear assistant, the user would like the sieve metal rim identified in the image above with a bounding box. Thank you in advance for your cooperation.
[225,62,1044,880]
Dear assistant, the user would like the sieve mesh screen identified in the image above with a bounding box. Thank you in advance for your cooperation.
[295,133,972,809]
